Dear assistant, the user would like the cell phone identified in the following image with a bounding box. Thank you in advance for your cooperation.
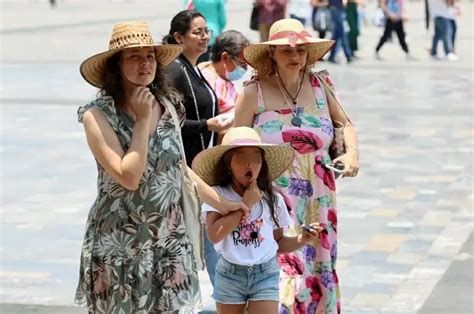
[324,162,345,179]
[303,225,318,232]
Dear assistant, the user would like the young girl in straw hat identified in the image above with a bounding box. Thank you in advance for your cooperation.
[235,18,360,313]
[75,21,249,313]
[193,126,322,314]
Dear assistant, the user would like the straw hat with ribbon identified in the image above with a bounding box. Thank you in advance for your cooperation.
[80,21,183,88]
[243,18,334,77]
[192,127,294,186]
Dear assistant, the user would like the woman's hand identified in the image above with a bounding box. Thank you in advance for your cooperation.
[333,149,359,178]
[299,222,323,244]
[207,114,233,133]
[130,86,154,120]
[224,200,249,220]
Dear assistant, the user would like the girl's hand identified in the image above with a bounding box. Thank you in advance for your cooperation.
[333,149,359,178]
[299,223,323,244]
[243,181,263,209]
[130,86,154,120]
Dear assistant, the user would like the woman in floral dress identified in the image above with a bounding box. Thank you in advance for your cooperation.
[75,21,247,313]
[235,19,359,313]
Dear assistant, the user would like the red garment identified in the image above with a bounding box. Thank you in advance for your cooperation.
[256,0,287,24]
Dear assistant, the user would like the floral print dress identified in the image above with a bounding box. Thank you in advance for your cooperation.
[252,72,341,314]
[75,96,201,314]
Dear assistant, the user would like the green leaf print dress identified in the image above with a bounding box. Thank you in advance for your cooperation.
[75,96,201,313]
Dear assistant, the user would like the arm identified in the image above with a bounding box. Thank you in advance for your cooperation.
[206,211,243,243]
[274,222,322,253]
[325,82,360,177]
[187,167,249,216]
[82,107,149,191]
[233,83,259,127]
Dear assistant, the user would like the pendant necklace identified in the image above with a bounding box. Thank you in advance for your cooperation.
[276,69,305,127]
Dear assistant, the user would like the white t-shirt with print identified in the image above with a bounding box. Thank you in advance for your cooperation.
[201,185,292,266]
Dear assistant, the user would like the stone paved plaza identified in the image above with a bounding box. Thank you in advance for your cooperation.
[0,0,473,313]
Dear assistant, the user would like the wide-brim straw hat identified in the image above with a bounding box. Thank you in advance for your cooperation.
[192,127,294,186]
[80,21,183,88]
[243,18,334,76]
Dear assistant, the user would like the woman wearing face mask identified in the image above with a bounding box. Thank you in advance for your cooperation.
[199,30,250,140]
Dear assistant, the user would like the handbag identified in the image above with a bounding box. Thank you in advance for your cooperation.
[316,72,350,161]
[250,5,260,31]
[312,7,333,32]
[161,96,205,271]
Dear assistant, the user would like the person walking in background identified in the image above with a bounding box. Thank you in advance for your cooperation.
[235,18,360,313]
[327,0,353,63]
[192,0,227,63]
[163,10,233,287]
[75,21,248,313]
[429,0,458,60]
[193,126,322,314]
[199,30,250,142]
[311,0,331,39]
[375,0,414,60]
[288,0,313,27]
[255,0,288,42]
[346,0,361,58]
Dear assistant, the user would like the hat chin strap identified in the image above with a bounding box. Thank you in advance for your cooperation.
[120,71,156,93]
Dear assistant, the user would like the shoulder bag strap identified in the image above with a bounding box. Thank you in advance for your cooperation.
[315,70,353,125]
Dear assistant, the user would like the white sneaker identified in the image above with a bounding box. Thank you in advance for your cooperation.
[446,53,459,61]
[375,51,383,60]
[406,53,416,61]
[431,54,441,61]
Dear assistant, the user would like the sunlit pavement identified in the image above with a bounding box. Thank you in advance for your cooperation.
[1,0,472,313]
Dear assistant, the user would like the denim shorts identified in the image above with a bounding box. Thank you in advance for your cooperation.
[212,256,280,304]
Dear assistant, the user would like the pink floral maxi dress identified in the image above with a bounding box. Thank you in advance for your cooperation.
[252,72,341,314]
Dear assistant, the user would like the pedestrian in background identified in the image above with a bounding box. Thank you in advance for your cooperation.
[287,0,313,27]
[235,18,360,313]
[429,0,458,60]
[375,0,414,60]
[346,0,361,58]
[192,0,228,63]
[163,10,233,287]
[311,0,331,39]
[255,0,288,41]
[75,21,248,313]
[327,0,353,63]
[193,126,322,314]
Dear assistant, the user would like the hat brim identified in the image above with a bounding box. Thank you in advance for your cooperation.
[80,44,183,88]
[192,143,294,186]
[243,38,334,76]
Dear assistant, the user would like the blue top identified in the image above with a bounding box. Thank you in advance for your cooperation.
[188,0,227,46]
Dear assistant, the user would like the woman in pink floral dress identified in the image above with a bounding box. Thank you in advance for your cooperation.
[235,19,360,314]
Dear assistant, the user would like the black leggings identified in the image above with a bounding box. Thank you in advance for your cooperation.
[376,19,409,53]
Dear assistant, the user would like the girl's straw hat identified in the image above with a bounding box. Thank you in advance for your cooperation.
[80,21,183,88]
[243,18,334,76]
[192,127,294,186]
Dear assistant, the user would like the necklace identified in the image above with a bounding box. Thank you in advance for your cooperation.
[276,70,306,127]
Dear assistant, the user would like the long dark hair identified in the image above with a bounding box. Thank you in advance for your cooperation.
[214,148,280,227]
[99,50,177,109]
[162,10,205,45]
